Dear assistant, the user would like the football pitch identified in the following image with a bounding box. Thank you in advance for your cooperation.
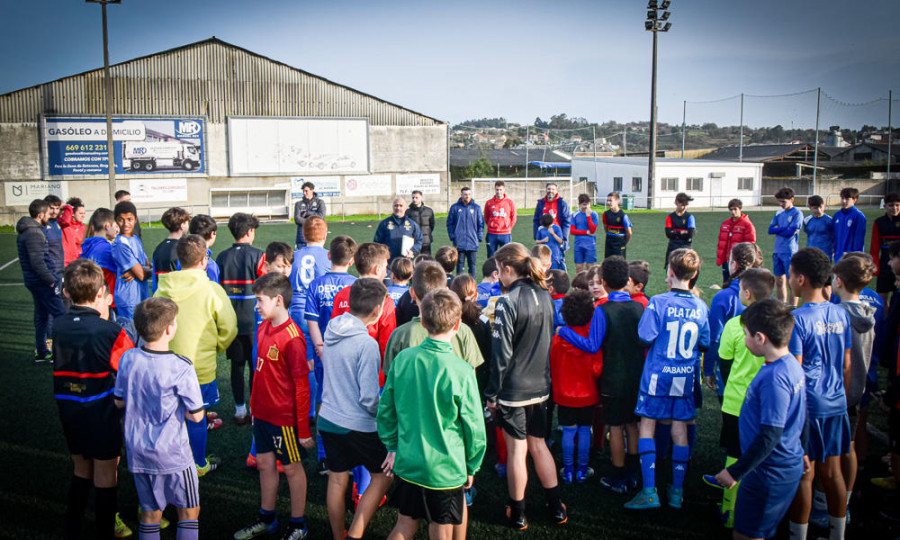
[0,209,896,539]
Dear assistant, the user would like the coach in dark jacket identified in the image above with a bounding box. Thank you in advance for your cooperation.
[293,181,326,248]
[374,197,422,261]
[17,199,66,362]
[405,190,435,255]
[448,187,485,276]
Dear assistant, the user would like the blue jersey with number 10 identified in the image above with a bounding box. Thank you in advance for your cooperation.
[289,246,330,320]
[638,290,710,398]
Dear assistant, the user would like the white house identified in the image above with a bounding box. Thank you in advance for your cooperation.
[572,156,764,209]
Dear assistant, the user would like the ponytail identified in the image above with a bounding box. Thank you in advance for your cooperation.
[494,242,548,289]
[729,242,763,280]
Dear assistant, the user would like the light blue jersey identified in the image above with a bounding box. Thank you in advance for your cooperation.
[289,245,330,324]
[788,302,852,418]
[112,234,150,320]
[803,214,834,258]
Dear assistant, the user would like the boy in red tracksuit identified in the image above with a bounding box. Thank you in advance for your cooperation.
[58,198,86,266]
[551,289,603,484]
[483,180,518,258]
[716,199,756,287]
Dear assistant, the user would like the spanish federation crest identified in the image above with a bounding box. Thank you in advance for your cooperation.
[267,345,279,362]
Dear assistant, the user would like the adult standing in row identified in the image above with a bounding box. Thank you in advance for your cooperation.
[448,187,485,276]
[17,199,66,363]
[484,181,517,258]
[533,182,571,253]
[43,195,65,278]
[374,197,422,262]
[294,181,326,249]
[405,190,435,256]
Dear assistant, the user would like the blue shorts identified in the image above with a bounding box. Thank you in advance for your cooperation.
[199,381,219,409]
[134,466,199,511]
[734,469,802,539]
[773,253,793,276]
[634,393,696,421]
[573,244,597,264]
[253,418,306,465]
[806,413,851,460]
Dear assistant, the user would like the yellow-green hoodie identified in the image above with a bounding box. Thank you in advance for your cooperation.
[154,268,237,384]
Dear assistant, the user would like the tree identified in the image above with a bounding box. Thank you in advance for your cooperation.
[503,138,524,148]
[464,158,495,179]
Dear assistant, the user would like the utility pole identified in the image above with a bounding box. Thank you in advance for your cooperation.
[87,0,121,207]
[681,100,686,158]
[813,87,821,198]
[739,93,744,162]
[888,90,894,193]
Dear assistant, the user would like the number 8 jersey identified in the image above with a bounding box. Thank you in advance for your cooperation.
[288,245,331,324]
[637,289,710,398]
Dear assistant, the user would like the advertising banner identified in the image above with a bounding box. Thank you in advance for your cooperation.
[42,116,206,177]
[396,173,441,195]
[344,175,390,197]
[4,181,68,206]
[291,176,341,199]
[228,117,369,176]
[128,178,188,204]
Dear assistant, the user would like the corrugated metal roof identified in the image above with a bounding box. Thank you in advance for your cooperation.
[0,37,443,126]
[572,156,763,168]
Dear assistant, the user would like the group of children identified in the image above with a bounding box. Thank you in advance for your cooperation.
[46,187,900,540]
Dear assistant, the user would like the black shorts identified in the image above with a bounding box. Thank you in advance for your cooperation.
[890,407,900,454]
[497,401,549,440]
[719,412,742,458]
[602,394,638,426]
[557,405,595,427]
[60,409,123,461]
[875,267,895,293]
[393,477,464,525]
[253,418,305,465]
[319,428,388,473]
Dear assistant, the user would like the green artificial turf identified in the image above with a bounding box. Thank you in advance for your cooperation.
[0,209,896,538]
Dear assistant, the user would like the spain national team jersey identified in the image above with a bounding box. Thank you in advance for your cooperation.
[739,354,807,482]
[289,246,330,321]
[637,290,710,398]
[304,272,357,330]
[251,318,311,435]
[788,302,852,418]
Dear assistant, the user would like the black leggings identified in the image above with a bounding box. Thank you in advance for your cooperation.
[228,334,254,406]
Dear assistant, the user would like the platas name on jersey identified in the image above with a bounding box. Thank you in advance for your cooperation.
[666,306,703,319]
[662,365,694,375]
[813,320,844,335]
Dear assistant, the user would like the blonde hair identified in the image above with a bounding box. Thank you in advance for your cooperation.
[495,242,547,289]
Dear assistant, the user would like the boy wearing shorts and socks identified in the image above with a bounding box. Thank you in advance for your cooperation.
[550,289,602,484]
[768,187,804,304]
[786,247,852,540]
[320,279,393,540]
[378,289,487,540]
[711,300,808,540]
[54,259,135,539]
[114,297,203,539]
[235,273,314,540]
[570,194,599,273]
[626,248,709,510]
[602,192,632,259]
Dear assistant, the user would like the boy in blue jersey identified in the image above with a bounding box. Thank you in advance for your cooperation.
[535,213,565,270]
[188,215,220,282]
[115,297,204,540]
[625,248,710,510]
[710,299,808,540]
[786,247,852,540]
[112,201,152,321]
[477,257,500,308]
[832,187,867,262]
[768,187,804,304]
[305,235,358,472]
[387,257,413,306]
[547,270,569,332]
[570,194,599,273]
[804,195,834,258]
[288,216,331,350]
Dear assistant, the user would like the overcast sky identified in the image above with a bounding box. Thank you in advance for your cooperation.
[3,0,899,129]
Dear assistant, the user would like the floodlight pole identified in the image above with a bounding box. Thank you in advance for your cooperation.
[739,93,744,162]
[88,0,119,207]
[647,28,659,209]
[813,87,821,198]
[888,89,893,192]
[681,100,686,158]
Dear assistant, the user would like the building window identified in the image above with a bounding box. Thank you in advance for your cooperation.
[738,177,753,190]
[632,177,643,192]
[613,177,623,192]
[686,177,703,191]
[661,177,678,191]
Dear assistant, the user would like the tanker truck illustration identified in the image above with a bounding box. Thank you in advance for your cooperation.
[123,141,201,171]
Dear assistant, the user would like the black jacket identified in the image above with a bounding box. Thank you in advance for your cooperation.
[216,243,266,335]
[486,278,553,404]
[405,203,435,247]
[294,194,326,246]
[16,216,58,287]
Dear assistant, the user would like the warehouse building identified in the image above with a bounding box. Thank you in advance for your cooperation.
[0,38,448,224]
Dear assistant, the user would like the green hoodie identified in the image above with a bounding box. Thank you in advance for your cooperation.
[154,268,237,385]
[377,337,486,489]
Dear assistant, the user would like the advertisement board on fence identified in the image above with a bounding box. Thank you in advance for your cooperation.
[344,175,390,197]
[128,179,188,204]
[291,177,341,199]
[42,116,206,178]
[4,181,68,206]
[396,173,441,195]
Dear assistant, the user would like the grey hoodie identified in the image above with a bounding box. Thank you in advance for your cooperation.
[837,300,876,407]
[318,312,382,432]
